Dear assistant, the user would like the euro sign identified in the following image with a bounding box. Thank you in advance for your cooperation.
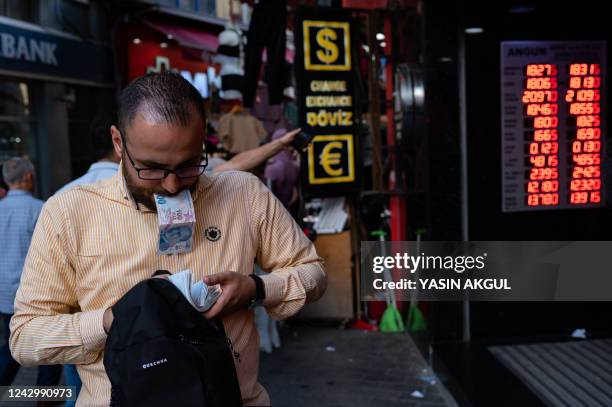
[316,28,339,65]
[319,141,344,176]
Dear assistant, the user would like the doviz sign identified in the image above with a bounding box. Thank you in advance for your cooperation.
[303,21,351,71]
[0,18,113,85]
[308,135,354,184]
[295,9,360,196]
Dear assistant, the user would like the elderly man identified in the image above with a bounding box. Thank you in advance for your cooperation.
[10,73,326,406]
[0,158,62,387]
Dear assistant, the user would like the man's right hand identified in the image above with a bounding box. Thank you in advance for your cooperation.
[103,307,114,334]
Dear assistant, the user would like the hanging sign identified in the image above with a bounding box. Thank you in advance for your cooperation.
[295,9,360,196]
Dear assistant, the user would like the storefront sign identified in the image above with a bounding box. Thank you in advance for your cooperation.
[500,41,606,212]
[0,17,113,85]
[126,26,219,99]
[295,10,360,196]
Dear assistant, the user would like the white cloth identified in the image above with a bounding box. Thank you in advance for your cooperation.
[56,162,119,194]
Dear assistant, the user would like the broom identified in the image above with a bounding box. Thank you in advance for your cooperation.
[371,230,405,333]
[407,229,427,332]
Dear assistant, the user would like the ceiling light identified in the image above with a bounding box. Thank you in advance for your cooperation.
[465,27,484,34]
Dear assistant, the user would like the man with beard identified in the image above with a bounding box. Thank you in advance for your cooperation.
[9,73,327,406]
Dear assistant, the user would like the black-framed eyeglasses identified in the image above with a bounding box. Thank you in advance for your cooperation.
[120,132,208,180]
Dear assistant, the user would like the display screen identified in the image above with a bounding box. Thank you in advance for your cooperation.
[501,41,606,212]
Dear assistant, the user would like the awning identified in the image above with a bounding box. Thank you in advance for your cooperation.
[144,20,219,53]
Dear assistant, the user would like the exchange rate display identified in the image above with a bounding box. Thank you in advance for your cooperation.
[501,41,606,212]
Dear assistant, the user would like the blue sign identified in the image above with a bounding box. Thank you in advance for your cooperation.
[0,18,114,85]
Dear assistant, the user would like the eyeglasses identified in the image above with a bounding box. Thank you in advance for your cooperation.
[120,132,208,180]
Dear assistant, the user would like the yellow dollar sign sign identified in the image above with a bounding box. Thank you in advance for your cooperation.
[316,28,339,65]
[319,141,343,176]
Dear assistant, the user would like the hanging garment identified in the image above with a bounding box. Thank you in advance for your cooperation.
[243,0,286,107]
[218,110,268,153]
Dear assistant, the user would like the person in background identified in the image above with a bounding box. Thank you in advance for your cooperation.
[0,158,62,387]
[56,114,120,195]
[55,114,120,407]
[264,127,300,210]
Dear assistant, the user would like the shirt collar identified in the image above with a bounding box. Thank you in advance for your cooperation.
[115,160,206,213]
[88,161,120,172]
[6,189,31,197]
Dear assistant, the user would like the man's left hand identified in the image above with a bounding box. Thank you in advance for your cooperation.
[202,272,256,319]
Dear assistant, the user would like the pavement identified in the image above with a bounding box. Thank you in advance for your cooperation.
[1,321,458,407]
[260,321,458,407]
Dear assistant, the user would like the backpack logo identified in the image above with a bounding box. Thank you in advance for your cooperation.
[142,358,168,369]
[204,227,221,242]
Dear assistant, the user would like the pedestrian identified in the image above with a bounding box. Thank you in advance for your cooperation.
[56,114,120,195]
[264,127,300,210]
[55,113,120,407]
[10,73,326,406]
[0,158,62,388]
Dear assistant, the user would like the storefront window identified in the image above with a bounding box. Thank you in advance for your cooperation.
[0,0,36,23]
[0,81,38,174]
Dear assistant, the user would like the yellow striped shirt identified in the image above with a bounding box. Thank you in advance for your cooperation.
[9,164,326,406]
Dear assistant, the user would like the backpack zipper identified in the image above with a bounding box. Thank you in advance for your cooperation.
[178,334,241,363]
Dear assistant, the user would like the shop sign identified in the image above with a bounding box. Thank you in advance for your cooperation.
[0,18,113,85]
[295,10,360,196]
[127,39,220,99]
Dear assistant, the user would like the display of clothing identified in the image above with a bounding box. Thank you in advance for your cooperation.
[218,110,268,153]
[215,28,244,100]
[243,0,286,107]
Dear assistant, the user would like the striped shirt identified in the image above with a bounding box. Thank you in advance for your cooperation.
[0,190,44,314]
[10,164,326,406]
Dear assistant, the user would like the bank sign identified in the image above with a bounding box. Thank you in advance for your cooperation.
[0,18,113,85]
[295,9,360,196]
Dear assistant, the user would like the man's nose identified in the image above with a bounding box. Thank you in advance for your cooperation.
[161,173,182,194]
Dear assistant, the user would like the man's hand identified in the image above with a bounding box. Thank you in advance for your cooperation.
[278,128,301,148]
[103,307,114,334]
[202,272,256,319]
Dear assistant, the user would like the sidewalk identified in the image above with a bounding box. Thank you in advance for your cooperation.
[260,321,458,407]
[1,322,458,407]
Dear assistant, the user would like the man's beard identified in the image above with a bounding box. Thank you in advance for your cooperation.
[122,162,198,211]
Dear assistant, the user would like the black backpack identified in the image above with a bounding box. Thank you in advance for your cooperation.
[103,278,243,407]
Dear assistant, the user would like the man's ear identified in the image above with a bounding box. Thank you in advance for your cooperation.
[24,171,33,185]
[110,125,123,159]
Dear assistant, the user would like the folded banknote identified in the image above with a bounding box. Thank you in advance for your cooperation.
[155,190,196,255]
[167,269,222,312]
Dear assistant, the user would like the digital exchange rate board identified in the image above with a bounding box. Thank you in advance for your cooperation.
[501,41,606,212]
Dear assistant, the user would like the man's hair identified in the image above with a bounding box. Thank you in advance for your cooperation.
[91,112,117,161]
[2,157,34,185]
[118,73,206,137]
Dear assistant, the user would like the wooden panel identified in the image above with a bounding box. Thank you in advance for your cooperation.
[297,231,354,319]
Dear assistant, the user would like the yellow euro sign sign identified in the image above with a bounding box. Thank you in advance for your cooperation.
[316,28,339,65]
[319,141,344,176]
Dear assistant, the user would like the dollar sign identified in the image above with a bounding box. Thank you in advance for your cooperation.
[319,141,344,176]
[316,28,339,65]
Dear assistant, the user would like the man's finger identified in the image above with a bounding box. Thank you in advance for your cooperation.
[286,128,301,137]
[203,296,226,319]
[203,272,232,286]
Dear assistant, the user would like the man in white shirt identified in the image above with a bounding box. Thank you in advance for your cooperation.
[57,115,120,195]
